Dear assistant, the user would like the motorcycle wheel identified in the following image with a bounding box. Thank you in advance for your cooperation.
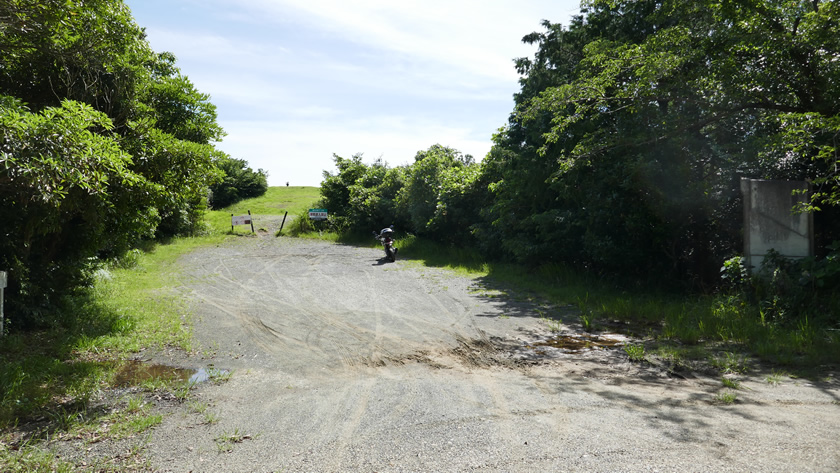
[387,247,396,262]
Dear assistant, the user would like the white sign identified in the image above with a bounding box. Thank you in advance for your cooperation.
[308,209,328,220]
[231,215,251,226]
[0,271,6,288]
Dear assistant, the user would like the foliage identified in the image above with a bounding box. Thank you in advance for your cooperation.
[319,145,484,240]
[722,247,840,327]
[141,52,225,144]
[319,153,406,232]
[395,144,483,242]
[0,0,242,327]
[483,0,840,286]
[0,97,153,323]
[0,0,152,126]
[118,122,222,237]
[208,155,268,209]
[624,344,647,362]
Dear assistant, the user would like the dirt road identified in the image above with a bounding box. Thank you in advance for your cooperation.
[144,235,840,472]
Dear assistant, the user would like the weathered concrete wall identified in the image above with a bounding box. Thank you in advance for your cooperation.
[741,178,813,271]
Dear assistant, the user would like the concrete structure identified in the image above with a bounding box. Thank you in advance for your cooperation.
[741,178,813,272]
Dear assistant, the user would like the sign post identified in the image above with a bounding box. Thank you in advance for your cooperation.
[0,271,6,337]
[231,210,255,233]
[308,209,328,220]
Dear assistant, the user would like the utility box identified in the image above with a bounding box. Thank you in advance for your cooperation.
[741,178,814,272]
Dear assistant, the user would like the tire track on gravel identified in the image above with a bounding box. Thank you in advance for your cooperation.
[185,256,346,369]
[207,251,398,370]
[184,254,348,369]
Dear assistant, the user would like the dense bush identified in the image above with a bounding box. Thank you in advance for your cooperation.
[209,156,268,209]
[0,1,244,329]
[319,153,406,233]
[319,146,483,239]
[722,247,840,327]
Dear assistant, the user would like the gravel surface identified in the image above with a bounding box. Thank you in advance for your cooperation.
[125,235,840,472]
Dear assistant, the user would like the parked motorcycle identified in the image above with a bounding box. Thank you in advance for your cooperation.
[373,226,398,262]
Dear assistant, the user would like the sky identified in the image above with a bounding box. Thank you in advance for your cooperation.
[124,0,582,187]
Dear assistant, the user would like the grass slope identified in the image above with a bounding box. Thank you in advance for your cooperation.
[205,186,320,234]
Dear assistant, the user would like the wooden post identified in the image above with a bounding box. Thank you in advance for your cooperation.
[248,210,255,233]
[230,213,234,232]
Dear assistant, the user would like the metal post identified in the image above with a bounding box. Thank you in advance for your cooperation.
[248,210,255,233]
[279,211,288,233]
[231,213,234,232]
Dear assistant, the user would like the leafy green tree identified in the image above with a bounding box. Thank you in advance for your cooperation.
[320,154,370,220]
[118,123,222,236]
[0,0,153,126]
[484,0,840,285]
[320,154,406,232]
[0,97,152,324]
[0,0,243,327]
[142,52,226,145]
[396,144,481,241]
[209,155,268,209]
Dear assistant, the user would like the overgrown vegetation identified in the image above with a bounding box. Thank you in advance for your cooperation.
[0,0,265,330]
[209,155,269,209]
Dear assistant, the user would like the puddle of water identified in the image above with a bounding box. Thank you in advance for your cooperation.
[115,361,224,387]
[188,368,216,384]
[529,334,623,353]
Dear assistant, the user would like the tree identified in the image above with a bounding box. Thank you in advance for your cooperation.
[209,155,268,209]
[483,0,840,285]
[318,145,482,239]
[320,154,406,232]
[0,0,237,327]
[0,97,153,324]
[395,144,480,241]
[0,0,153,126]
[142,52,226,145]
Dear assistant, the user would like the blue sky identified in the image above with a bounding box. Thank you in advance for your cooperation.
[124,0,582,186]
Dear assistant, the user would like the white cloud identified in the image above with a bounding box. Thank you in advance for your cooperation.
[127,0,582,188]
[217,116,491,186]
[226,0,580,81]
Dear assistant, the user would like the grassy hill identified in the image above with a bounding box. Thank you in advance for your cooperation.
[205,186,321,234]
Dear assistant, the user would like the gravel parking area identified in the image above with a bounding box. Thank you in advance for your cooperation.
[138,235,840,472]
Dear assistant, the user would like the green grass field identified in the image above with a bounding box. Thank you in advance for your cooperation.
[219,186,320,216]
[205,186,321,234]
